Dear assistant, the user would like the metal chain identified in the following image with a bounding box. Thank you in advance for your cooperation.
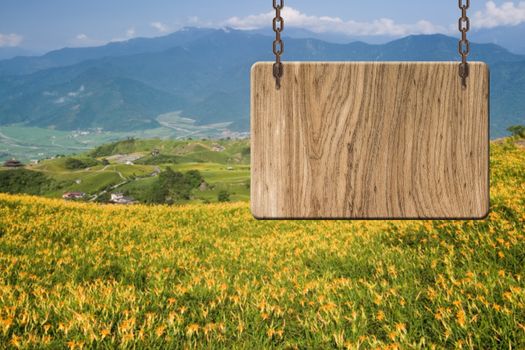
[271,1,471,89]
[273,0,284,89]
[458,0,470,87]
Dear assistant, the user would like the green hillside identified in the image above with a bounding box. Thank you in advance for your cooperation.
[1,138,250,204]
[0,68,184,131]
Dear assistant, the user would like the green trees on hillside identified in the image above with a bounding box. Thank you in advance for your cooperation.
[136,154,179,165]
[64,157,99,170]
[90,138,136,157]
[144,168,204,204]
[508,125,525,138]
[0,169,57,195]
[218,190,231,202]
[241,146,250,157]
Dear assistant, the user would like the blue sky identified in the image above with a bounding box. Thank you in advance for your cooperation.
[1,0,524,51]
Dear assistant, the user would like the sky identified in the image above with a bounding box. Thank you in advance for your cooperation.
[1,0,525,52]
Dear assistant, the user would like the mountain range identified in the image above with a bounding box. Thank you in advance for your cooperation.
[255,23,525,55]
[0,27,524,138]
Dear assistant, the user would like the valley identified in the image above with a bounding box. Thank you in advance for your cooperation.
[0,112,247,162]
[0,29,524,140]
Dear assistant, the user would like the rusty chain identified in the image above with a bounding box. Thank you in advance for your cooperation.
[273,0,284,89]
[271,0,471,88]
[458,0,470,87]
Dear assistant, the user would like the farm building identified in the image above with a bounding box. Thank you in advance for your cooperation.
[62,192,86,200]
[3,159,24,168]
[110,193,136,205]
[212,144,225,152]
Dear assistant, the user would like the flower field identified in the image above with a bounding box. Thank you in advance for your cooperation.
[0,141,524,349]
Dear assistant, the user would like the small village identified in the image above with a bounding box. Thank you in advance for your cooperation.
[62,191,137,205]
[1,138,248,206]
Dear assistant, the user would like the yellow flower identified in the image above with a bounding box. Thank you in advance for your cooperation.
[186,323,199,336]
[395,323,406,333]
[155,325,165,337]
[376,310,385,321]
[427,287,437,301]
[122,333,134,343]
[456,309,466,327]
[237,321,244,335]
[10,335,21,348]
[266,327,275,338]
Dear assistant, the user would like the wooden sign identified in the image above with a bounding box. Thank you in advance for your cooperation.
[251,62,489,219]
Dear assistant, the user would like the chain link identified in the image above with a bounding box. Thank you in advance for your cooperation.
[271,1,471,88]
[273,0,284,89]
[458,0,470,87]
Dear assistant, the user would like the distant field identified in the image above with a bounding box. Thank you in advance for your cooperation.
[0,140,523,348]
[0,113,247,162]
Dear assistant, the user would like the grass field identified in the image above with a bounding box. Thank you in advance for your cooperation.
[0,126,126,162]
[0,114,247,162]
[0,140,524,349]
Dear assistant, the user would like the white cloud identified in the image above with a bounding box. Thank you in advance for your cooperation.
[187,16,215,28]
[111,28,137,43]
[0,33,23,47]
[474,1,525,28]
[72,33,104,47]
[223,7,446,37]
[126,28,136,38]
[50,85,86,104]
[151,21,170,33]
[67,85,85,97]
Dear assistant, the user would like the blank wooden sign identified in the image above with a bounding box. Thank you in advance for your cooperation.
[251,62,489,219]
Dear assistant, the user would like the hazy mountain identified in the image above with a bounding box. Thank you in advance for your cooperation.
[266,26,525,55]
[0,28,524,137]
[0,27,218,76]
[471,24,525,55]
[0,68,184,131]
[253,27,394,45]
[491,60,525,136]
[0,47,40,60]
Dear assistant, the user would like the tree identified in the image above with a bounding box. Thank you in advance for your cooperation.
[64,157,98,170]
[144,168,203,204]
[218,190,231,202]
[144,181,166,204]
[241,146,251,157]
[0,169,57,195]
[185,170,204,188]
[160,167,186,201]
[507,125,525,138]
[65,158,84,169]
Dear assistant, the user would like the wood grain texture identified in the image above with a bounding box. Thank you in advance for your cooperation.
[251,62,489,219]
